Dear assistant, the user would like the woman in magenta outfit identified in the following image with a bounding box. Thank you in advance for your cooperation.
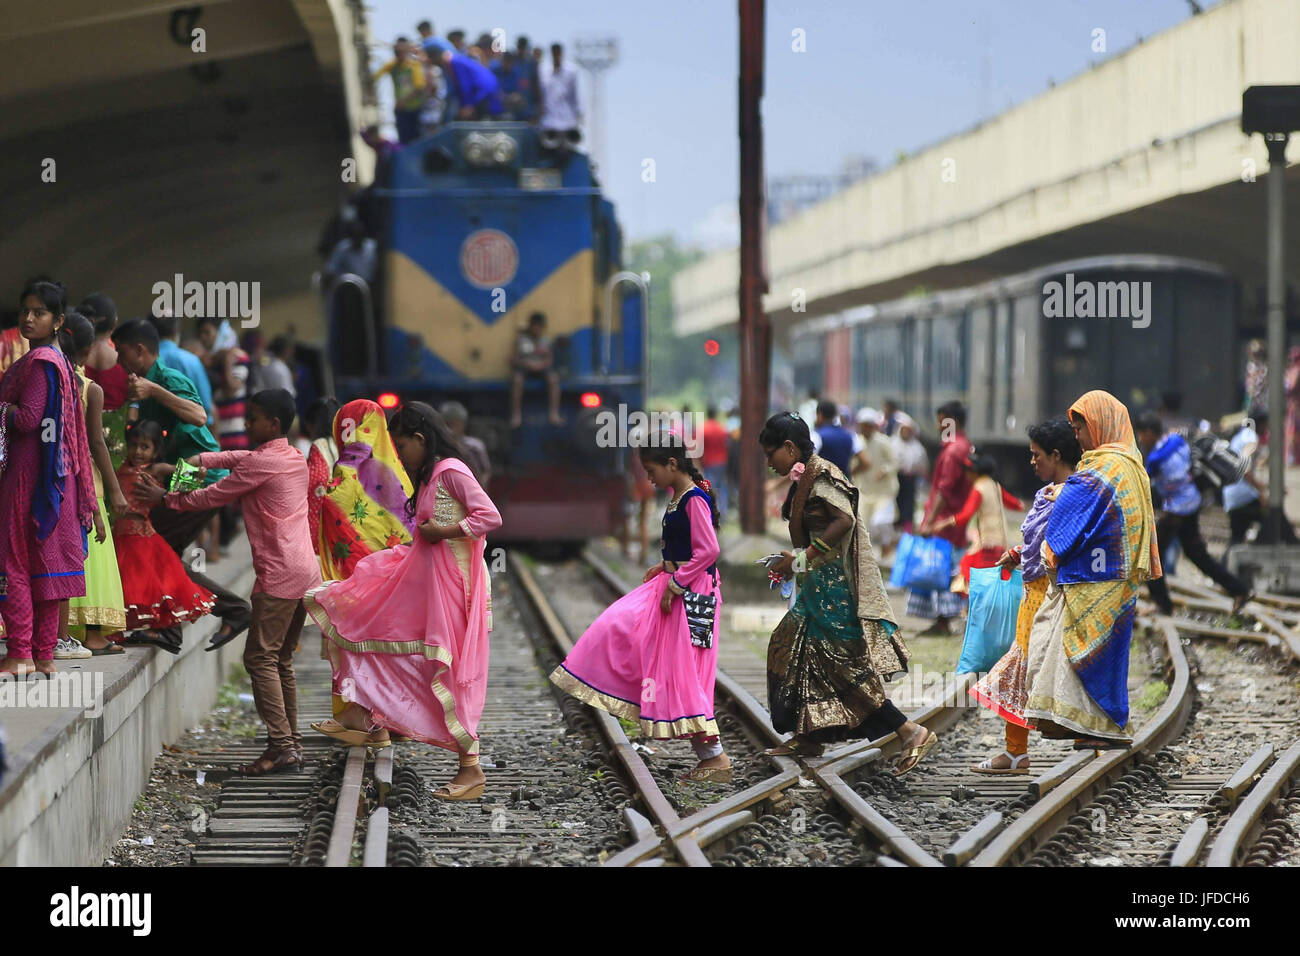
[0,280,98,676]
[550,432,731,783]
[306,403,501,801]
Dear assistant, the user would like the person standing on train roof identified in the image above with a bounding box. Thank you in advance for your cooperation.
[551,431,732,783]
[307,403,500,799]
[510,312,563,428]
[907,400,973,636]
[374,37,429,145]
[1136,411,1253,617]
[540,43,582,144]
[415,19,451,58]
[440,49,503,120]
[812,400,855,476]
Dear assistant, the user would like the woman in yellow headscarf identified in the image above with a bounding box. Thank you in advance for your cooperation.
[316,399,417,716]
[317,399,417,581]
[1024,390,1161,749]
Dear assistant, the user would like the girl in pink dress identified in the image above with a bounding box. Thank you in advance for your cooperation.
[306,402,501,801]
[550,433,731,783]
[0,280,99,676]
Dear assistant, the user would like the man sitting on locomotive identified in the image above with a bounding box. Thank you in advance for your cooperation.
[510,311,563,428]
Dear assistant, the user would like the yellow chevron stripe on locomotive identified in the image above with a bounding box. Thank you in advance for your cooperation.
[385,248,597,381]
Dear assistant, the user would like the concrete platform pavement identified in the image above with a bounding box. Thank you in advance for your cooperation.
[0,535,256,866]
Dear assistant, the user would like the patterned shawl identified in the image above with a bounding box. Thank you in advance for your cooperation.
[0,344,97,538]
[317,399,416,581]
[1042,390,1160,729]
[789,454,900,630]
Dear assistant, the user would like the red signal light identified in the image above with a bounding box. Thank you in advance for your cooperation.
[376,392,400,409]
[580,392,602,408]
[704,339,720,356]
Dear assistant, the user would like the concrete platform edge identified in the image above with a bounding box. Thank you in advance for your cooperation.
[0,540,256,867]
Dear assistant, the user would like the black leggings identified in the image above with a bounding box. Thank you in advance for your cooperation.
[804,699,908,744]
[1146,510,1249,614]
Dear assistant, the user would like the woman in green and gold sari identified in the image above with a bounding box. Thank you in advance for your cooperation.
[760,412,938,775]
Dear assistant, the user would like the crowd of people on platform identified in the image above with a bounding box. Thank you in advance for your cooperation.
[373,17,583,145]
[0,279,499,795]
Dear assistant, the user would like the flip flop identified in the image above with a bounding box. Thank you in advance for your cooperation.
[971,750,1030,775]
[87,643,125,656]
[432,781,485,801]
[894,729,939,777]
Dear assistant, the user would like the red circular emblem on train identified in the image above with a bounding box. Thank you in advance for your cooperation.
[460,229,519,289]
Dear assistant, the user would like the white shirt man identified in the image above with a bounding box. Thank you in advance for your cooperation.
[540,49,581,133]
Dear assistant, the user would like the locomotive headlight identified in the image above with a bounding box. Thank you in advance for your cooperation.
[463,132,490,167]
[462,131,517,168]
[492,134,517,165]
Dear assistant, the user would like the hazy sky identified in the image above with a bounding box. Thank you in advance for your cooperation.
[370,0,1221,245]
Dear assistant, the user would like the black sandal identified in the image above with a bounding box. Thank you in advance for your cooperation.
[206,620,250,652]
[237,748,302,775]
[122,631,181,655]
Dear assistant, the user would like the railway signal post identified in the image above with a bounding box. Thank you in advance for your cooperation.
[1242,86,1300,547]
[737,0,770,534]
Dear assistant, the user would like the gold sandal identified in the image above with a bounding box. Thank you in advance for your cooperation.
[894,730,939,777]
[679,764,733,784]
[311,719,391,748]
[764,738,824,758]
[432,780,485,801]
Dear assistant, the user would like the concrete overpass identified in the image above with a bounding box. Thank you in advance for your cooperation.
[675,0,1300,339]
[0,0,375,339]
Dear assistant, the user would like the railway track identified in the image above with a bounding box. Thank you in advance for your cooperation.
[173,540,1299,869]
[181,635,394,867]
[533,548,1300,868]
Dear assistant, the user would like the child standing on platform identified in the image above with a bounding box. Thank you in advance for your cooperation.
[114,421,215,648]
[551,432,730,783]
[136,389,321,774]
[61,312,129,656]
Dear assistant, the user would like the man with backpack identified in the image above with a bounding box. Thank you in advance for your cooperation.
[1136,412,1252,616]
[1221,410,1299,554]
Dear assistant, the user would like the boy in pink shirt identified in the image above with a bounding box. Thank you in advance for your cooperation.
[136,388,322,774]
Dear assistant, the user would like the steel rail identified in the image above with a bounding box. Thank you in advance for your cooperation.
[1206,739,1300,867]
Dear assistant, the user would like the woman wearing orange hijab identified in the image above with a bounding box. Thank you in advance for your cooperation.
[1024,391,1161,750]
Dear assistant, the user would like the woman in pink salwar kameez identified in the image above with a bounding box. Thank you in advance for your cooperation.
[1,280,98,676]
[306,402,500,800]
[551,434,731,783]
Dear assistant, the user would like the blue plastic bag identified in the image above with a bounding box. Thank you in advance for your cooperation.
[889,533,954,592]
[956,565,1023,675]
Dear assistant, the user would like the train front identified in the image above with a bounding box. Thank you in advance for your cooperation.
[328,123,646,542]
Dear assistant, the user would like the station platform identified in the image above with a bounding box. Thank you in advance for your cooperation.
[0,537,256,866]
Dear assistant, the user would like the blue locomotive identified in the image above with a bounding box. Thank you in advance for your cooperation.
[325,123,646,540]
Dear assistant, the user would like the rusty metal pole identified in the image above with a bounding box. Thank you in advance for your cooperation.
[738,0,770,534]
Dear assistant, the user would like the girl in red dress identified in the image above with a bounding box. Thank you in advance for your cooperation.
[113,421,215,647]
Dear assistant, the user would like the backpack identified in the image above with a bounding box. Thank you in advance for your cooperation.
[1188,432,1249,500]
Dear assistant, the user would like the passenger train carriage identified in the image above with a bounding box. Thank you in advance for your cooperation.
[325,123,646,541]
[790,256,1240,494]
